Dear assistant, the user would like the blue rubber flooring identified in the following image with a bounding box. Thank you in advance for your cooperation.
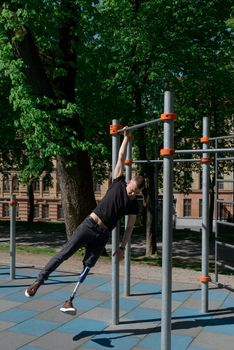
[0,264,233,350]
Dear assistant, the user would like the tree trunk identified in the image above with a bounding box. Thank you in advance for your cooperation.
[27,182,34,222]
[11,11,96,239]
[57,151,96,239]
[209,175,215,236]
[145,166,157,256]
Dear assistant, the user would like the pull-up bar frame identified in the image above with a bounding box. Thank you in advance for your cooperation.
[117,118,162,133]
[110,92,234,350]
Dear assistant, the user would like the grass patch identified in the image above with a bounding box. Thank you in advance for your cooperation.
[0,243,57,256]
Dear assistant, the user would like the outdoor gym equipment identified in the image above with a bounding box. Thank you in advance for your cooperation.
[110,91,234,350]
[60,266,90,315]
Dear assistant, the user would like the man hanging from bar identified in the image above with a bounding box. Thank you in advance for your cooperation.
[25,127,145,315]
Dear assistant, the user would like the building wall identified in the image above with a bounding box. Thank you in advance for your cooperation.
[0,170,109,222]
[174,171,233,229]
[0,168,233,224]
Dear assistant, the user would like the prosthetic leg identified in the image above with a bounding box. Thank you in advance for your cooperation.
[60,266,90,315]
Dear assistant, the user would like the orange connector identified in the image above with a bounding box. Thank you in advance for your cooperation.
[199,276,211,283]
[200,137,209,143]
[160,148,175,156]
[160,113,177,121]
[125,159,133,165]
[9,200,17,206]
[110,124,122,135]
[200,157,210,164]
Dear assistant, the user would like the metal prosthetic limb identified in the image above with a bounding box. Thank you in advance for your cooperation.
[60,266,90,315]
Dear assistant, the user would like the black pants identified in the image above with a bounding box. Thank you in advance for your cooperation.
[38,216,109,282]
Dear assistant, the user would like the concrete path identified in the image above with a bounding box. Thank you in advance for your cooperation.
[0,264,234,350]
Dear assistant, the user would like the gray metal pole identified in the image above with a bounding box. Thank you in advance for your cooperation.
[118,118,161,133]
[10,194,17,280]
[161,91,175,350]
[201,117,210,313]
[124,141,132,296]
[111,119,120,325]
[214,139,218,283]
[134,159,200,163]
[175,148,234,154]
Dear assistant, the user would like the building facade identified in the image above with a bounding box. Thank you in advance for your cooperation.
[174,171,234,229]
[0,169,233,228]
[0,170,109,222]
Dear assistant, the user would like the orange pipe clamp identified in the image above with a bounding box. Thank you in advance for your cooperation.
[200,157,210,164]
[199,276,211,283]
[125,159,133,165]
[9,200,17,206]
[160,113,177,121]
[110,124,122,135]
[160,148,175,156]
[200,137,209,143]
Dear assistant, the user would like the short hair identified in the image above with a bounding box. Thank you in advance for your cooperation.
[133,175,145,190]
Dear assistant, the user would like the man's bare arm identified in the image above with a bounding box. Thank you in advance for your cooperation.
[113,128,129,179]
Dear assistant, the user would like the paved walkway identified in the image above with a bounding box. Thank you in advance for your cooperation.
[0,264,233,350]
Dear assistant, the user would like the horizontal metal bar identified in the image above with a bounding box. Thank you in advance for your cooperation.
[215,261,234,271]
[133,160,163,163]
[217,220,234,227]
[175,148,234,154]
[216,179,234,182]
[216,157,234,161]
[174,159,200,163]
[133,158,200,163]
[118,118,161,133]
[210,134,234,141]
[216,200,234,204]
[216,240,234,249]
[0,201,9,204]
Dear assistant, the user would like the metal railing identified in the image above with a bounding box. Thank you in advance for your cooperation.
[214,136,234,281]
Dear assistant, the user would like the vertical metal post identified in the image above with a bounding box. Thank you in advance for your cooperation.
[214,139,218,283]
[161,91,175,350]
[112,119,120,325]
[201,116,210,313]
[124,141,132,296]
[10,194,17,280]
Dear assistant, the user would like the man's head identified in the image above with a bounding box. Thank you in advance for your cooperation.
[126,176,145,200]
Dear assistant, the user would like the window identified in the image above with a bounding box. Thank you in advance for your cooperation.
[218,174,224,190]
[2,203,9,217]
[3,174,10,192]
[199,171,202,190]
[42,204,49,218]
[183,199,191,217]
[32,180,40,192]
[56,180,61,194]
[57,205,64,219]
[34,204,40,218]
[42,175,50,192]
[93,182,101,192]
[12,176,19,192]
[199,199,202,217]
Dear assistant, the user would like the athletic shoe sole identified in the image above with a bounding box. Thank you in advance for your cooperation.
[60,306,77,315]
[25,289,33,298]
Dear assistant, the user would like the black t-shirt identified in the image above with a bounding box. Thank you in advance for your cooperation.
[93,175,139,231]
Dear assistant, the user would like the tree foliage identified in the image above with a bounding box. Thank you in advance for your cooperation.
[0,0,233,244]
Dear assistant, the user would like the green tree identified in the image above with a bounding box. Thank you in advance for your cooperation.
[88,0,233,253]
[0,1,101,237]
